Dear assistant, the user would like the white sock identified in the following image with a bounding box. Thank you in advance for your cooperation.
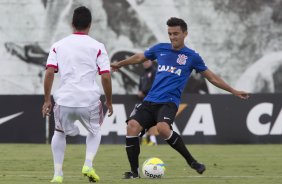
[51,131,66,177]
[150,135,157,144]
[84,131,101,168]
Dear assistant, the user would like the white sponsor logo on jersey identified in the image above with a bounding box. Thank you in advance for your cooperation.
[158,65,182,76]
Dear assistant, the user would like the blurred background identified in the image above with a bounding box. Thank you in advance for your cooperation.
[0,0,281,144]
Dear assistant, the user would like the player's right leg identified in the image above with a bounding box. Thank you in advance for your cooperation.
[124,102,155,179]
[50,104,67,183]
[124,119,143,179]
[50,131,66,183]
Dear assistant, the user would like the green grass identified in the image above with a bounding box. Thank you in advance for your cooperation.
[0,144,281,184]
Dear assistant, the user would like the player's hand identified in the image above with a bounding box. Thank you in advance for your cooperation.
[137,91,145,99]
[111,62,121,72]
[233,90,250,100]
[105,101,113,117]
[42,100,52,118]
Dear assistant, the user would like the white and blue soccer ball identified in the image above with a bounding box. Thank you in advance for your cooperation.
[142,157,165,178]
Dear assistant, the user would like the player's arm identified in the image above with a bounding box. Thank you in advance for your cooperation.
[201,69,249,99]
[111,53,147,69]
[101,72,113,117]
[42,67,55,117]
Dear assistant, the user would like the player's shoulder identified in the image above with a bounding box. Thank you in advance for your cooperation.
[157,43,170,46]
[182,46,195,54]
[182,46,205,64]
[148,43,171,51]
[52,35,74,47]
[156,43,171,48]
[183,46,201,58]
[87,36,106,48]
[50,40,62,50]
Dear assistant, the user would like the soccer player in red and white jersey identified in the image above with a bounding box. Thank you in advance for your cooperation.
[42,6,112,183]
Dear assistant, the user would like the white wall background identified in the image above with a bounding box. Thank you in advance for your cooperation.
[0,0,282,94]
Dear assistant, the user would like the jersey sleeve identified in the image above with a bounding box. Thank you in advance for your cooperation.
[96,44,110,75]
[192,53,208,73]
[144,44,159,61]
[46,44,58,73]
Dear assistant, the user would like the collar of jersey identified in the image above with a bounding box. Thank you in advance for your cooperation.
[73,32,87,35]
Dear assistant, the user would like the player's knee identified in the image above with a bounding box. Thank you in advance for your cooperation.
[127,120,139,128]
[156,123,170,138]
[127,120,142,135]
[53,131,66,137]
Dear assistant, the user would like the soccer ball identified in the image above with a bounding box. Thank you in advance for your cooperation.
[142,157,165,178]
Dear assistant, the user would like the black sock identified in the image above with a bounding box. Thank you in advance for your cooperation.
[166,131,196,166]
[125,137,140,174]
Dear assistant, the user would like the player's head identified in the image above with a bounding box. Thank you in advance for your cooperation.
[166,17,188,50]
[72,6,92,31]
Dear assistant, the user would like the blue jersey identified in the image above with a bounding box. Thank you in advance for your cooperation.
[144,43,208,106]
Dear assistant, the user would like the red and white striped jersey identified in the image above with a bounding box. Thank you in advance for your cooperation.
[46,32,110,107]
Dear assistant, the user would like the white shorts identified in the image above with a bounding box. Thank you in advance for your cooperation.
[53,101,104,136]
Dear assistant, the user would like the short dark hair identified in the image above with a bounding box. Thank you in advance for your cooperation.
[166,17,188,32]
[72,6,92,30]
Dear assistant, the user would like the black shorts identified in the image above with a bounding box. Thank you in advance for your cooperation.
[127,101,178,131]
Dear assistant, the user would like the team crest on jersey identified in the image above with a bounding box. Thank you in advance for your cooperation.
[176,54,188,65]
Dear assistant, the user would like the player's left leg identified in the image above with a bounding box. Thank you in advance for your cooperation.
[81,131,101,182]
[156,103,206,174]
[165,129,205,174]
[84,131,101,168]
[50,176,63,183]
[80,126,101,183]
[79,101,103,182]
[157,123,205,174]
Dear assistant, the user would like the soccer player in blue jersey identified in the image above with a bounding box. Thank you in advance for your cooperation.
[111,17,249,179]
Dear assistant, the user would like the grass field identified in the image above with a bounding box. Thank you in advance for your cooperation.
[0,144,281,184]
